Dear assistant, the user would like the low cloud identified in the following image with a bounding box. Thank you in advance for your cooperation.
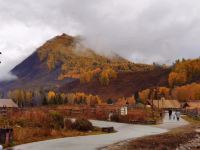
[0,72,17,81]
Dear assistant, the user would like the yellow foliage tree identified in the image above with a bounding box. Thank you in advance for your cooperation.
[99,71,110,86]
[99,68,117,86]
[169,58,200,86]
[47,91,56,103]
[80,71,94,83]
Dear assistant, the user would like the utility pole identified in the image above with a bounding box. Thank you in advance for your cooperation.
[149,88,155,119]
[0,52,1,64]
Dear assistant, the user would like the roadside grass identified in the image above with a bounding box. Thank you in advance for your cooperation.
[6,128,105,148]
[181,115,200,125]
[1,109,108,148]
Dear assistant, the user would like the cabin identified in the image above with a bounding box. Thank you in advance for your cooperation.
[146,99,181,110]
[182,100,200,110]
[0,99,18,108]
[0,99,18,115]
[182,100,200,118]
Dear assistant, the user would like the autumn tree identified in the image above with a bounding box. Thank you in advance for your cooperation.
[66,93,76,104]
[47,91,56,104]
[171,83,200,101]
[99,71,110,86]
[169,58,200,86]
[80,71,94,83]
[139,89,150,103]
[158,87,170,99]
[168,72,187,87]
[7,89,34,107]
[47,54,56,70]
[25,91,34,106]
[139,83,200,102]
[99,68,117,86]
[89,95,101,106]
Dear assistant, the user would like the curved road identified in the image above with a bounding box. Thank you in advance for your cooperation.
[8,113,188,150]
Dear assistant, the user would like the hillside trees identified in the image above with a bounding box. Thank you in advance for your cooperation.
[168,72,187,87]
[168,58,200,86]
[80,71,94,83]
[139,83,200,102]
[37,34,154,83]
[99,68,117,86]
[171,83,200,101]
[47,54,56,70]
[99,71,110,86]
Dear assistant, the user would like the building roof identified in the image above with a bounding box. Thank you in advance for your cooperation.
[183,100,200,109]
[0,99,18,108]
[147,99,181,109]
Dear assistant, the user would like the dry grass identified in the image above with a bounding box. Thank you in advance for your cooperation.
[1,108,104,147]
[12,127,103,146]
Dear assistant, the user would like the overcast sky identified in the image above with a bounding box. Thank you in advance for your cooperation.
[0,0,200,80]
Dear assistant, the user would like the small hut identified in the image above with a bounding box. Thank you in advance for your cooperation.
[182,100,200,118]
[0,99,18,115]
[182,100,200,109]
[0,99,18,108]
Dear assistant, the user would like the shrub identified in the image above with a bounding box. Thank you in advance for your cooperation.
[110,114,120,122]
[64,118,73,130]
[72,118,93,131]
[49,111,64,129]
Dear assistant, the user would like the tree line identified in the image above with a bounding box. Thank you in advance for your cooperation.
[139,82,200,102]
[7,89,102,107]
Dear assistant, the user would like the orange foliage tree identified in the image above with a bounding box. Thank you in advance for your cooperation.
[99,68,117,86]
[168,72,187,87]
[139,89,150,103]
[172,83,200,101]
[169,58,200,86]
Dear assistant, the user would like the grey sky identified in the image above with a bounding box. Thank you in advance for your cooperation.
[0,0,200,80]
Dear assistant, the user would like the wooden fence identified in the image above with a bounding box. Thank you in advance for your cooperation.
[182,108,200,119]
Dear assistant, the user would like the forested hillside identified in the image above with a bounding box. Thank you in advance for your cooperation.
[60,68,170,100]
[168,58,200,87]
[37,33,153,84]
[138,59,200,102]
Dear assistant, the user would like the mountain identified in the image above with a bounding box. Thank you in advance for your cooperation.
[0,33,169,99]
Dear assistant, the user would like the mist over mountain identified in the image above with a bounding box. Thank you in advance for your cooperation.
[0,33,154,94]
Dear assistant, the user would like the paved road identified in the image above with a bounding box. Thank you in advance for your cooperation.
[7,112,188,150]
[156,111,189,129]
